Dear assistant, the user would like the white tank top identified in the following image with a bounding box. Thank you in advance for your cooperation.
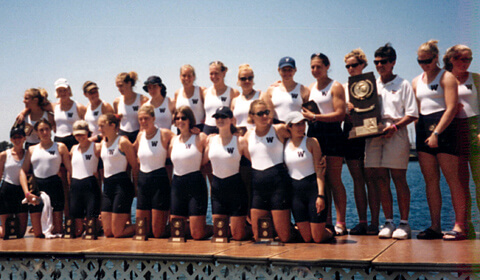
[54,101,80,137]
[118,94,141,132]
[176,86,205,125]
[3,149,25,185]
[71,142,99,180]
[170,134,202,176]
[25,111,49,144]
[84,102,102,137]
[145,99,172,129]
[204,86,233,126]
[309,80,335,114]
[271,83,303,122]
[457,73,479,118]
[233,91,259,129]
[208,135,241,179]
[248,126,284,171]
[284,137,315,180]
[137,129,167,173]
[31,142,62,179]
[416,70,447,115]
[101,136,128,178]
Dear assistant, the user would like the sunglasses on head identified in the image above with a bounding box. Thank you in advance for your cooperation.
[214,115,229,119]
[175,116,188,121]
[373,59,390,65]
[252,110,270,117]
[239,76,254,82]
[345,63,360,69]
[417,57,435,65]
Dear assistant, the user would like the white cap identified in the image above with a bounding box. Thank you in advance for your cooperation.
[54,78,69,89]
[284,111,306,125]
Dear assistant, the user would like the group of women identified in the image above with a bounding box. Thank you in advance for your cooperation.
[0,40,478,243]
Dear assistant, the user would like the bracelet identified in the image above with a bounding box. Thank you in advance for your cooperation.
[25,192,30,198]
[433,131,439,136]
[312,114,316,121]
[392,124,398,132]
[317,194,326,200]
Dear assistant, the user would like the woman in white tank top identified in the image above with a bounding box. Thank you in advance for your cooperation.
[412,40,466,241]
[231,64,260,134]
[82,81,114,142]
[142,76,175,130]
[174,65,206,128]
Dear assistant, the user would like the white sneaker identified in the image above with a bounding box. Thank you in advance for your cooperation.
[392,223,411,240]
[378,222,395,239]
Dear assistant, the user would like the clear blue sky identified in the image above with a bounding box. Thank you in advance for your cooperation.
[0,0,478,140]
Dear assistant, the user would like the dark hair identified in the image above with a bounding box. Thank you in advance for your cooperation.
[174,106,196,129]
[99,113,121,128]
[26,88,50,108]
[311,53,330,67]
[33,119,53,131]
[374,43,397,61]
[116,71,138,87]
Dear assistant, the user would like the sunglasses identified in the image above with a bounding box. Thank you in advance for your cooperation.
[345,63,360,69]
[175,116,188,121]
[252,110,270,117]
[214,115,229,119]
[373,59,390,65]
[417,57,435,65]
[239,76,254,82]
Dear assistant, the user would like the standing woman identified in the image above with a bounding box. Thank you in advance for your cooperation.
[98,114,138,238]
[443,44,479,238]
[262,57,309,123]
[284,111,334,243]
[113,71,149,143]
[243,100,291,242]
[174,65,206,131]
[83,81,114,142]
[134,105,175,238]
[69,120,101,237]
[142,76,175,130]
[169,106,209,240]
[202,106,249,240]
[232,64,261,133]
[19,119,72,237]
[412,40,467,240]
[203,61,240,134]
[0,126,28,238]
[20,88,55,148]
[302,53,348,235]
[343,49,380,235]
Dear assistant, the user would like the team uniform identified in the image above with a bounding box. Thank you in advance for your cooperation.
[203,86,233,134]
[284,137,327,223]
[233,91,259,130]
[117,94,142,143]
[342,83,366,160]
[70,143,101,219]
[307,80,346,157]
[136,129,170,211]
[208,135,248,216]
[0,149,28,215]
[170,135,207,217]
[415,70,458,155]
[100,136,135,214]
[54,102,81,150]
[25,111,49,148]
[29,142,64,213]
[145,99,172,130]
[84,103,103,138]
[365,76,418,169]
[248,126,291,210]
[271,83,303,123]
[176,86,205,129]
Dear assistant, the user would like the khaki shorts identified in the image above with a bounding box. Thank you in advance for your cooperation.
[365,125,410,169]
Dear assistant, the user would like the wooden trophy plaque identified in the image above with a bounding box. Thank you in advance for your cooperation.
[169,218,186,242]
[83,217,97,240]
[212,217,229,243]
[133,217,148,241]
[63,217,76,239]
[3,215,20,240]
[348,72,385,139]
[257,216,274,243]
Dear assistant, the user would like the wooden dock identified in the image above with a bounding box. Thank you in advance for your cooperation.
[0,232,478,279]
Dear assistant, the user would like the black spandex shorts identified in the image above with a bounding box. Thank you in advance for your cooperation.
[291,173,328,224]
[307,121,346,157]
[54,135,78,151]
[343,121,365,160]
[0,181,28,215]
[416,111,458,156]
[118,130,139,144]
[202,124,219,135]
[211,173,248,216]
[101,172,135,214]
[30,175,64,213]
[251,164,291,211]
[69,176,101,219]
[170,171,208,217]
[137,168,170,211]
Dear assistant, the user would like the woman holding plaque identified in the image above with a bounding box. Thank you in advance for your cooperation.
[412,40,467,241]
[302,53,347,235]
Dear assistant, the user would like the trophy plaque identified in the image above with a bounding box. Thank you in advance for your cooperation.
[169,218,186,242]
[348,72,385,139]
[3,216,20,240]
[256,216,274,243]
[63,217,76,239]
[212,217,229,243]
[133,217,148,241]
[83,217,97,240]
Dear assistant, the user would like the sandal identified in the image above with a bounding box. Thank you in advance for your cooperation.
[366,224,379,235]
[349,223,367,235]
[334,225,347,236]
[443,230,467,241]
[417,228,443,240]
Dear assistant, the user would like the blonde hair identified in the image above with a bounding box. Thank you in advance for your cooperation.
[210,61,228,72]
[116,71,139,87]
[26,88,50,108]
[247,99,268,124]
[344,48,368,67]
[418,40,439,57]
[138,104,155,117]
[443,44,472,72]
[237,64,255,86]
[180,64,196,79]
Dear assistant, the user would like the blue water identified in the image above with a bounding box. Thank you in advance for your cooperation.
[129,161,479,233]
